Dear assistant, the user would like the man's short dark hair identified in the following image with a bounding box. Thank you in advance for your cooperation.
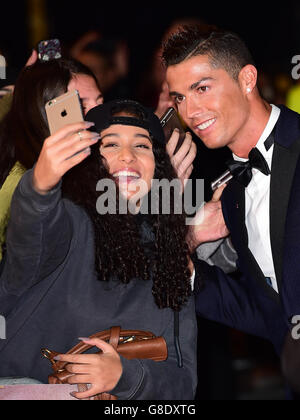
[162,25,256,81]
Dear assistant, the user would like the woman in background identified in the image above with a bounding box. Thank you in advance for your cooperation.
[0,57,103,263]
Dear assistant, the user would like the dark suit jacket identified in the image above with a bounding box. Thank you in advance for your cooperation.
[195,105,300,356]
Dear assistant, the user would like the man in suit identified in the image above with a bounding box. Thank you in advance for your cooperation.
[162,25,300,395]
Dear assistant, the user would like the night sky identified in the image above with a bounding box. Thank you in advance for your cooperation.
[1,0,300,76]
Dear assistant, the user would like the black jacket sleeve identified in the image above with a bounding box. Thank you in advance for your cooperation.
[194,258,273,341]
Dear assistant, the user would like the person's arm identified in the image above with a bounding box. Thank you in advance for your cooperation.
[0,121,99,298]
[0,169,72,297]
[196,237,238,274]
[193,258,274,341]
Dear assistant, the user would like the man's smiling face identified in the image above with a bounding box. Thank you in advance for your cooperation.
[166,54,250,150]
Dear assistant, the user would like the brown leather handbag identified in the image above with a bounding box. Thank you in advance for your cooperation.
[42,326,168,400]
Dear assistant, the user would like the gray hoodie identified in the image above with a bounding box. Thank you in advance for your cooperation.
[0,170,198,400]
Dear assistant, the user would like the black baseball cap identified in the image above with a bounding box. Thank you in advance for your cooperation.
[85,99,166,145]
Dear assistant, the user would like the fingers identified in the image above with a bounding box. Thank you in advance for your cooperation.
[173,132,193,161]
[70,385,98,400]
[43,123,100,166]
[65,363,93,376]
[176,142,197,178]
[167,131,197,184]
[79,338,116,354]
[54,339,115,365]
[56,338,122,400]
[211,184,227,202]
[40,137,96,181]
[69,378,100,400]
[68,374,92,385]
[60,147,92,174]
[168,132,195,172]
[25,49,38,67]
[166,129,180,156]
[33,122,98,192]
[45,121,96,146]
[56,132,100,161]
[181,164,194,181]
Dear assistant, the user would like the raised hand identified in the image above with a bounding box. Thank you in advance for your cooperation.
[33,122,99,194]
[187,185,230,252]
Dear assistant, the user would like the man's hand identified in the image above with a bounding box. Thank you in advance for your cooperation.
[187,185,229,252]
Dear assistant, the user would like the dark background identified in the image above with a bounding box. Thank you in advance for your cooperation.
[1,0,298,400]
[1,1,300,79]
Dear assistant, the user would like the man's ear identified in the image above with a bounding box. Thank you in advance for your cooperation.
[238,65,258,95]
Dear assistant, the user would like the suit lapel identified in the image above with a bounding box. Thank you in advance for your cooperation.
[270,135,300,294]
[223,179,248,250]
[222,106,300,303]
[222,181,280,302]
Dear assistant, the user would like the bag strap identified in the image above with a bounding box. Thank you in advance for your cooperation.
[42,327,155,373]
[109,326,121,350]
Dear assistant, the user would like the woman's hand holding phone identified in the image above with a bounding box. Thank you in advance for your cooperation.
[33,122,100,194]
[166,130,197,189]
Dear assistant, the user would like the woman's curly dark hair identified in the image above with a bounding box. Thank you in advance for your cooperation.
[62,104,192,312]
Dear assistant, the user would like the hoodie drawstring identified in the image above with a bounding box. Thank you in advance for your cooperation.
[174,311,183,368]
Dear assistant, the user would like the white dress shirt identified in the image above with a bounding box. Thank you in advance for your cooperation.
[232,105,281,293]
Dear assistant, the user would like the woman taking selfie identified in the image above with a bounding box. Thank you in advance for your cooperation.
[0,99,198,400]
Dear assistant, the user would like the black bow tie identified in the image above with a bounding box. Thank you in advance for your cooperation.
[226,147,271,188]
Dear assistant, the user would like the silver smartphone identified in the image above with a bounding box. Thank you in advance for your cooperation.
[211,170,233,192]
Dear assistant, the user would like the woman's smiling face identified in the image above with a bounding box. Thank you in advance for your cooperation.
[99,124,156,200]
